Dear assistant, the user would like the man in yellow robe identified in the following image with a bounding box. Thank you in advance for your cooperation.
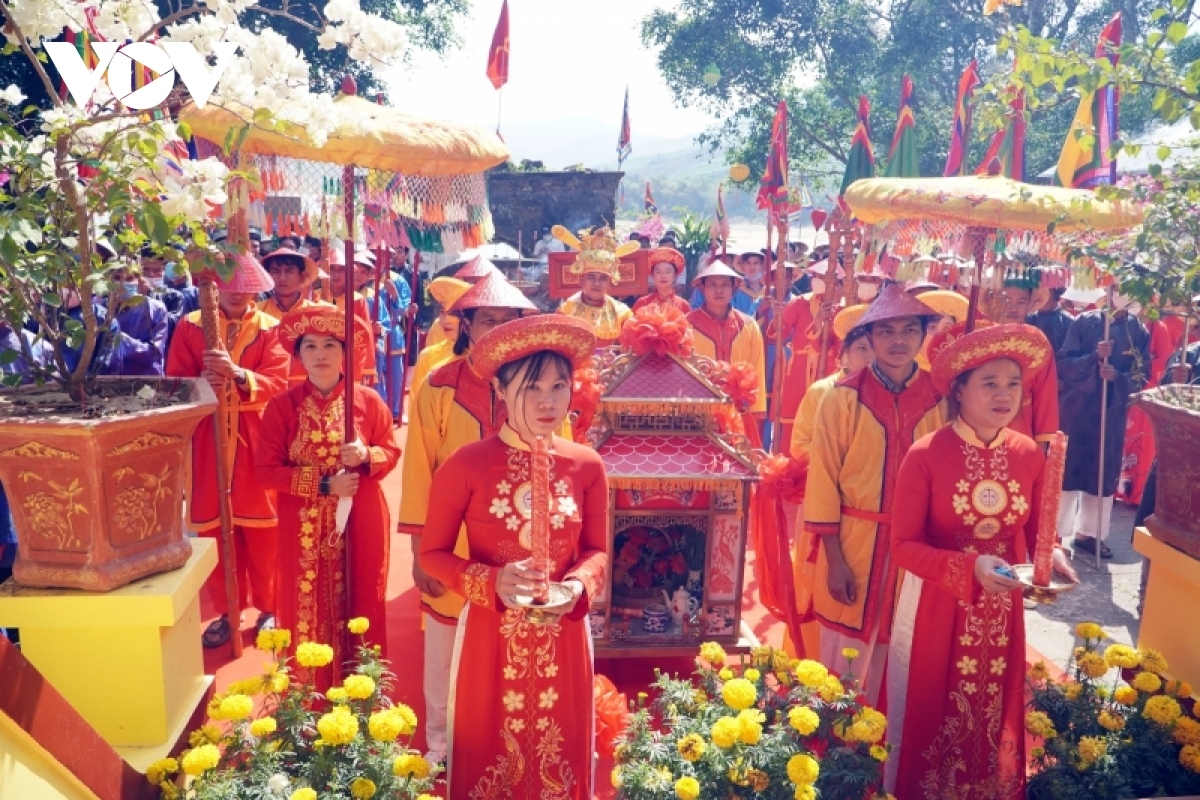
[803,283,944,704]
[410,277,471,391]
[558,267,633,347]
[686,261,767,416]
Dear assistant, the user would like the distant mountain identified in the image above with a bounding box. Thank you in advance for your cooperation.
[499,116,701,171]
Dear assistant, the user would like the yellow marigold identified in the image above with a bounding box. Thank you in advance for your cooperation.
[145,758,178,784]
[1064,682,1083,701]
[350,777,377,799]
[794,660,829,688]
[241,664,291,695]
[1075,622,1105,641]
[611,767,623,788]
[391,704,418,736]
[189,724,222,747]
[316,708,359,746]
[213,694,253,722]
[751,645,773,665]
[226,678,259,697]
[1133,671,1163,694]
[249,717,277,737]
[290,790,317,800]
[1031,747,1045,759]
[794,785,817,800]
[746,769,769,792]
[415,796,440,800]
[1098,710,1126,732]
[842,647,860,661]
[1028,661,1049,682]
[677,733,706,762]
[368,711,404,742]
[674,776,700,800]
[721,678,757,711]
[737,708,764,744]
[1166,679,1194,698]
[870,745,889,761]
[843,708,887,744]
[1174,717,1200,746]
[1139,647,1168,675]
[818,676,845,703]
[1114,686,1139,706]
[393,753,431,778]
[295,642,334,668]
[1025,711,1057,739]
[744,668,762,682]
[772,650,792,673]
[1077,736,1107,766]
[180,744,220,776]
[1144,695,1183,726]
[700,641,727,665]
[786,753,819,785]
[718,667,734,681]
[711,716,740,749]
[348,617,370,635]
[1104,644,1140,670]
[343,674,376,700]
[789,706,820,735]
[1077,652,1109,680]
[327,688,348,703]
[1181,744,1200,773]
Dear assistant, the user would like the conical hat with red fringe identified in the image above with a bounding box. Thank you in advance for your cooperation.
[216,253,274,294]
[930,323,1051,395]
[854,282,940,328]
[690,261,744,289]
[471,315,597,381]
[454,255,503,282]
[450,271,538,313]
[262,247,319,286]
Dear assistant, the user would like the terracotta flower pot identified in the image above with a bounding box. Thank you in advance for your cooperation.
[1135,386,1200,560]
[0,377,217,591]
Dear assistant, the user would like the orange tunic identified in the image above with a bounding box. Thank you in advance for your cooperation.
[769,293,841,447]
[632,292,691,315]
[255,381,400,684]
[421,427,608,800]
[165,308,291,529]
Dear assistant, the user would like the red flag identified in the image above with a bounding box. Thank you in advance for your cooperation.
[644,182,657,214]
[756,101,789,222]
[976,90,1026,181]
[617,86,631,162]
[486,0,510,90]
[944,60,980,176]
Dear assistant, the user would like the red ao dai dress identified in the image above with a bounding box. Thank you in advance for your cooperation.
[420,427,609,800]
[886,421,1046,800]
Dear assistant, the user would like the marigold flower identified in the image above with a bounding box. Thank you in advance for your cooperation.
[1133,671,1163,694]
[737,708,764,744]
[290,790,317,800]
[1139,647,1168,675]
[746,769,769,792]
[1114,686,1138,706]
[249,717,277,737]
[842,647,860,661]
[674,776,700,800]
[818,676,845,703]
[213,694,254,721]
[1025,711,1057,739]
[1028,661,1049,682]
[1181,743,1200,773]
[368,710,405,742]
[1173,717,1200,746]
[1063,682,1083,701]
[710,716,740,748]
[744,668,761,681]
[750,645,773,665]
[1098,710,1126,732]
[1077,652,1109,679]
[393,753,431,778]
[256,628,292,652]
[611,767,623,788]
[842,708,887,743]
[180,744,220,776]
[1075,622,1105,641]
[789,706,820,735]
[870,745,889,761]
[1144,695,1183,726]
[1166,678,1194,698]
[348,617,370,635]
[794,785,817,800]
[794,660,829,688]
[145,758,178,785]
[316,708,359,745]
[350,777,377,799]
[786,753,819,785]
[699,641,726,665]
[1104,644,1140,670]
[327,688,349,703]
[676,733,706,762]
[718,667,734,681]
[391,704,418,735]
[343,674,376,700]
[295,642,334,668]
[1077,735,1107,766]
[189,724,222,747]
[721,678,757,711]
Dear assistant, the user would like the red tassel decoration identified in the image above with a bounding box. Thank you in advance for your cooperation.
[530,435,552,604]
[1033,432,1067,586]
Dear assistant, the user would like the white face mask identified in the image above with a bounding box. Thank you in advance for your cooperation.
[858,281,879,301]
[810,277,825,295]
[145,276,164,289]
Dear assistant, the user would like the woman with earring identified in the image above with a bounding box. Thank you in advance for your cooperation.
[885,324,1078,799]
[420,315,608,800]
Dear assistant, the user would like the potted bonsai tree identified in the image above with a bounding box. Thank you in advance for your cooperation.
[0,0,412,590]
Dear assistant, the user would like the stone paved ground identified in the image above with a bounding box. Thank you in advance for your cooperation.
[1024,502,1143,669]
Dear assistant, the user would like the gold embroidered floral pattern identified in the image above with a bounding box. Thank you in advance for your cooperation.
[461,562,493,606]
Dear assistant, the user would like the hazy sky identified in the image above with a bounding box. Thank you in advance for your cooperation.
[385,0,714,138]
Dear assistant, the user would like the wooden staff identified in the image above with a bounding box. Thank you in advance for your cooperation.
[770,214,789,453]
[341,162,357,647]
[1094,283,1115,570]
[964,227,987,333]
[198,275,243,658]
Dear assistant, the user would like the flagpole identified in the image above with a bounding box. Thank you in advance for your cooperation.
[771,212,788,453]
[496,86,503,137]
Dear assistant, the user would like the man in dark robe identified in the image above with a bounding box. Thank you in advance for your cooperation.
[1057,298,1150,558]
[1027,287,1074,354]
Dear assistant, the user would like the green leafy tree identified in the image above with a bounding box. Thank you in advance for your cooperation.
[642,0,1164,192]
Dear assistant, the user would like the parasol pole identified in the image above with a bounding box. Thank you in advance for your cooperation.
[1094,283,1115,570]
[771,213,789,452]
[340,76,358,660]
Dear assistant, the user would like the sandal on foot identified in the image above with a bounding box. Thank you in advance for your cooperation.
[202,615,231,648]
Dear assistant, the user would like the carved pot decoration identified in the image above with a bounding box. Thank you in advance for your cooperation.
[0,378,217,591]
[1136,387,1200,560]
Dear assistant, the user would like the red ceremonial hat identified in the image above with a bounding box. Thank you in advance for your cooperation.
[454,255,503,282]
[217,253,274,294]
[471,314,597,382]
[262,247,319,286]
[275,304,374,380]
[450,271,538,313]
[854,282,941,329]
[691,260,744,289]
[649,247,686,274]
[929,323,1052,395]
[925,319,995,367]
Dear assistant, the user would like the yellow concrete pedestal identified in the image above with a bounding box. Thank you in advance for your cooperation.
[1133,527,1200,690]
[0,538,216,764]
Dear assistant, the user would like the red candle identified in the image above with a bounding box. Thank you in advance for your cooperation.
[1033,432,1067,587]
[530,435,552,604]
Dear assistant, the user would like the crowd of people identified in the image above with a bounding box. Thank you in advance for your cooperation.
[2,218,1199,800]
